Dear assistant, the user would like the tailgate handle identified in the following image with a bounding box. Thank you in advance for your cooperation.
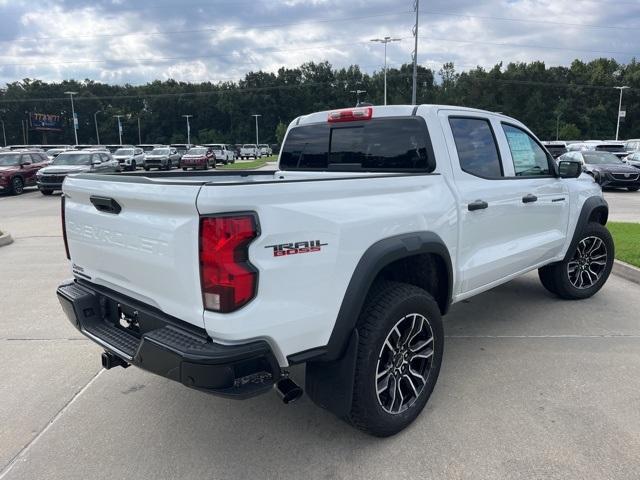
[90,196,122,214]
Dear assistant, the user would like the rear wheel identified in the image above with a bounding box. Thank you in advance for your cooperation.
[628,187,639,192]
[40,189,54,196]
[538,222,614,299]
[10,177,24,195]
[347,282,444,437]
[143,166,150,171]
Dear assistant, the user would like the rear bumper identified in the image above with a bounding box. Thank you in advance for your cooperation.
[57,280,281,399]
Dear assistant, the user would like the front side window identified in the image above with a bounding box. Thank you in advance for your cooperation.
[502,124,551,176]
[449,117,502,178]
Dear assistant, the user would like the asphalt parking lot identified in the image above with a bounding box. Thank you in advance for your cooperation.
[1,188,639,480]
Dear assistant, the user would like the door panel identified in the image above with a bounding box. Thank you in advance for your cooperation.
[440,111,569,296]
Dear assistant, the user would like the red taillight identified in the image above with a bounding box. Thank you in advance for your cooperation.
[199,214,259,313]
[61,194,70,260]
[327,107,373,123]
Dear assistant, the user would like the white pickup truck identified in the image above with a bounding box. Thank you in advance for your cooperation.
[239,144,260,159]
[57,105,613,437]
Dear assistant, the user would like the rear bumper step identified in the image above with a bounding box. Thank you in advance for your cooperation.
[57,280,280,399]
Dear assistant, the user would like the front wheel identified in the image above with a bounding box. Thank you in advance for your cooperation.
[143,166,150,171]
[628,187,639,192]
[348,282,444,437]
[538,222,614,300]
[40,189,54,196]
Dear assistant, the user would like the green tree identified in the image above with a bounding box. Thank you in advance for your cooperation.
[559,123,581,140]
[275,121,287,146]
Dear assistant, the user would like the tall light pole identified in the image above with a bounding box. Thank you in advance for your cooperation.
[615,86,630,141]
[251,114,261,147]
[411,0,420,105]
[94,111,101,145]
[137,116,142,145]
[370,37,401,106]
[182,115,193,147]
[350,89,367,106]
[0,109,6,147]
[113,115,124,145]
[64,91,79,145]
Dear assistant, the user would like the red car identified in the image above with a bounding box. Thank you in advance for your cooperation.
[0,151,49,195]
[180,146,216,170]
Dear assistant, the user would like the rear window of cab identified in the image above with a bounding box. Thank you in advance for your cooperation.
[279,117,435,172]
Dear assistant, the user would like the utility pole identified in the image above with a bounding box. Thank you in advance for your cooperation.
[251,114,261,147]
[182,115,193,147]
[370,37,401,105]
[615,86,630,141]
[64,91,79,145]
[21,120,26,144]
[411,0,420,105]
[350,89,367,106]
[556,113,561,141]
[113,115,124,145]
[94,111,101,145]
[137,116,142,144]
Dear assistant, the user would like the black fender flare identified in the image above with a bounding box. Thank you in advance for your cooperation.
[563,196,608,262]
[312,231,452,364]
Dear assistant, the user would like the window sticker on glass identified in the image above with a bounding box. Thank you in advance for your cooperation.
[505,130,536,170]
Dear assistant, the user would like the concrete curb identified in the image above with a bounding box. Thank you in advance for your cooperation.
[613,259,640,285]
[0,231,13,247]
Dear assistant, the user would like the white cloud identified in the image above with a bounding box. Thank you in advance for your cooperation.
[0,0,637,85]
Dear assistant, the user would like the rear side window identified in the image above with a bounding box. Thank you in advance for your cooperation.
[449,117,502,178]
[502,124,551,176]
[280,117,433,172]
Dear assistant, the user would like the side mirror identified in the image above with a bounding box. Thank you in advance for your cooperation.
[558,160,582,179]
[92,160,102,166]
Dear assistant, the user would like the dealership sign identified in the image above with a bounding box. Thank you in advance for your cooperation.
[29,113,64,132]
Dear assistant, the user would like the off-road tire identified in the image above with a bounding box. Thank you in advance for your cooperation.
[538,222,614,300]
[347,281,444,437]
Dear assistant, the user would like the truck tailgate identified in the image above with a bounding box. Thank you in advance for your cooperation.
[63,176,205,328]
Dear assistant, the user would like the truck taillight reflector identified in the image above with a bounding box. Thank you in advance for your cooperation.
[327,107,373,123]
[199,215,259,313]
[61,194,70,260]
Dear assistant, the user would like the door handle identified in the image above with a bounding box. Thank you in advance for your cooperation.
[468,200,488,211]
[522,194,538,204]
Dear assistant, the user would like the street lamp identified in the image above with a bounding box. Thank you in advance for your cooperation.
[182,115,193,147]
[615,86,630,141]
[94,111,102,145]
[113,115,124,145]
[64,91,79,145]
[370,36,401,105]
[350,89,367,106]
[251,114,261,148]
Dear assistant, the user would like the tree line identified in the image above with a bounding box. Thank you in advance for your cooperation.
[0,57,638,147]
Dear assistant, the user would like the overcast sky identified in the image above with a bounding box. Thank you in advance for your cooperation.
[0,0,638,85]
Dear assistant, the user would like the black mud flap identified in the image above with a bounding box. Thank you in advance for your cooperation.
[305,329,359,419]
